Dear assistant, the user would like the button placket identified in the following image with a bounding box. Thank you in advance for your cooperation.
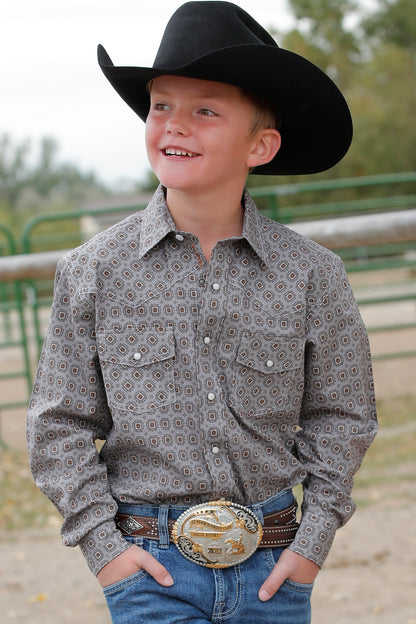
[199,271,222,409]
[197,259,227,492]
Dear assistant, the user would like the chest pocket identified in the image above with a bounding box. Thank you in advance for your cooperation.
[228,332,304,416]
[97,323,176,413]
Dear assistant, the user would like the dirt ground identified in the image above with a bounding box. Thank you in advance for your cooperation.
[1,290,416,623]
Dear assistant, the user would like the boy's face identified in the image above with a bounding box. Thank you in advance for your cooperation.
[145,75,264,195]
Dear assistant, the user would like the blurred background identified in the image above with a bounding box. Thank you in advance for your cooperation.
[1,1,415,622]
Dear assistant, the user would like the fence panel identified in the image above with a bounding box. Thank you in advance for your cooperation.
[0,225,32,447]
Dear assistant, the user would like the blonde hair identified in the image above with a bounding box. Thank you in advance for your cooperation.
[241,89,281,137]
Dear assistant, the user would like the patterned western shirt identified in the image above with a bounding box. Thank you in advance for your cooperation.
[27,185,377,575]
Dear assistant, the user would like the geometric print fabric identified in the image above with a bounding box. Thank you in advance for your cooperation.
[27,186,377,575]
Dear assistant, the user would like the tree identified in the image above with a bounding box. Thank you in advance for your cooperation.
[346,42,416,176]
[248,0,416,188]
[362,0,416,54]
[0,133,108,212]
[283,0,360,89]
[0,134,31,206]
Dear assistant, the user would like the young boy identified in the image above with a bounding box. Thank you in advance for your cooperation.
[27,2,377,623]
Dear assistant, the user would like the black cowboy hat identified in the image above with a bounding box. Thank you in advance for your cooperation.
[97,1,352,175]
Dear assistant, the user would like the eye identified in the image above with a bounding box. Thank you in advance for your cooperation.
[152,101,170,111]
[198,108,217,117]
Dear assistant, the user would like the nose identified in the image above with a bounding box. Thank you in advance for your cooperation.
[166,110,190,136]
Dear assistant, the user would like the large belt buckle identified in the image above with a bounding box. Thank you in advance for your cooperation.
[172,500,263,568]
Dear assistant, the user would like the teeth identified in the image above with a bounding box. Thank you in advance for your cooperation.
[165,148,196,157]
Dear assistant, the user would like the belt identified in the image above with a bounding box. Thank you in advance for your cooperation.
[116,503,298,547]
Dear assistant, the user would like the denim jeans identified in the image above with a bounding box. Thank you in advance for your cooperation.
[103,490,313,624]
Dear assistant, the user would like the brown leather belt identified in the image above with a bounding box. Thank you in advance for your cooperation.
[115,501,299,549]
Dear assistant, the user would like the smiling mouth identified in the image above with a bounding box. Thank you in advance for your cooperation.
[164,148,199,157]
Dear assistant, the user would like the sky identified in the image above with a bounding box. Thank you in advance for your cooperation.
[2,0,297,188]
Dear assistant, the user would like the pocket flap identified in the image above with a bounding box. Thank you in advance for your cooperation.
[236,333,303,374]
[98,324,175,367]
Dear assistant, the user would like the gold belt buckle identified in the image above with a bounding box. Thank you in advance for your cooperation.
[172,500,263,568]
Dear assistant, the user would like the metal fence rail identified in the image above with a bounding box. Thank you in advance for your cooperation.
[1,210,415,282]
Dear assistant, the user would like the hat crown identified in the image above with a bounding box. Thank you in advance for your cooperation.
[153,1,277,69]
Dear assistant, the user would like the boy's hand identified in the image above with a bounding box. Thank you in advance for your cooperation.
[97,545,174,588]
[258,549,319,602]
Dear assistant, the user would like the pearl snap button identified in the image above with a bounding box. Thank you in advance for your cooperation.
[203,336,211,345]
[212,446,220,454]
[133,352,142,361]
[175,234,184,241]
[266,359,274,368]
[207,392,216,401]
[212,282,220,291]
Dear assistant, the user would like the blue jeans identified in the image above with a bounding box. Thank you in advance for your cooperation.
[103,490,313,624]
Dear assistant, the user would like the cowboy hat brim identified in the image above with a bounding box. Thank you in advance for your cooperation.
[98,43,352,175]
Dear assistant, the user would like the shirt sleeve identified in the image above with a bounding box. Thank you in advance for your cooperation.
[27,255,130,576]
[289,253,377,567]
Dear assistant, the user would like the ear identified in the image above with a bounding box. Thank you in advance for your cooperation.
[247,129,281,169]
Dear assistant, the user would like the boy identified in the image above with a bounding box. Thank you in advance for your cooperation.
[27,3,377,623]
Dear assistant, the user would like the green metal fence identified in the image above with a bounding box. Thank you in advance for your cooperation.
[21,204,146,358]
[0,225,32,446]
[249,171,416,221]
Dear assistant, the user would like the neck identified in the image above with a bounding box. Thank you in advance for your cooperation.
[166,185,245,261]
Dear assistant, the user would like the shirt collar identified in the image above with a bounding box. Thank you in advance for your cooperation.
[240,188,269,264]
[139,186,176,258]
[139,185,269,264]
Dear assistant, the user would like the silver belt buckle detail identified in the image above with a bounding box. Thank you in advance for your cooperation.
[172,500,263,568]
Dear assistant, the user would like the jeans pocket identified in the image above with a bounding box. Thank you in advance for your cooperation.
[103,568,148,597]
[265,548,315,591]
[273,578,313,624]
[102,538,158,598]
[283,578,315,593]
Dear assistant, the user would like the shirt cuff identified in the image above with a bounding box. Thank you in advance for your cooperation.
[288,508,340,568]
[75,520,131,576]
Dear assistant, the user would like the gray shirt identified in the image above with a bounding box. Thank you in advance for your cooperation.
[27,186,377,575]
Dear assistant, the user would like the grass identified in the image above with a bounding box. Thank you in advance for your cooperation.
[374,393,416,428]
[358,430,416,474]
[0,449,60,533]
[353,394,416,503]
[1,394,415,531]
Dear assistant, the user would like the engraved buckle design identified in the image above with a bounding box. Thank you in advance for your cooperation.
[117,516,146,535]
[172,500,263,568]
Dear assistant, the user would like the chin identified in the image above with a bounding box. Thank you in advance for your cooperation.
[156,171,202,193]
[158,178,191,192]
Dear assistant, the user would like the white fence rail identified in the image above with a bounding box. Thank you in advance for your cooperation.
[0,209,416,282]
